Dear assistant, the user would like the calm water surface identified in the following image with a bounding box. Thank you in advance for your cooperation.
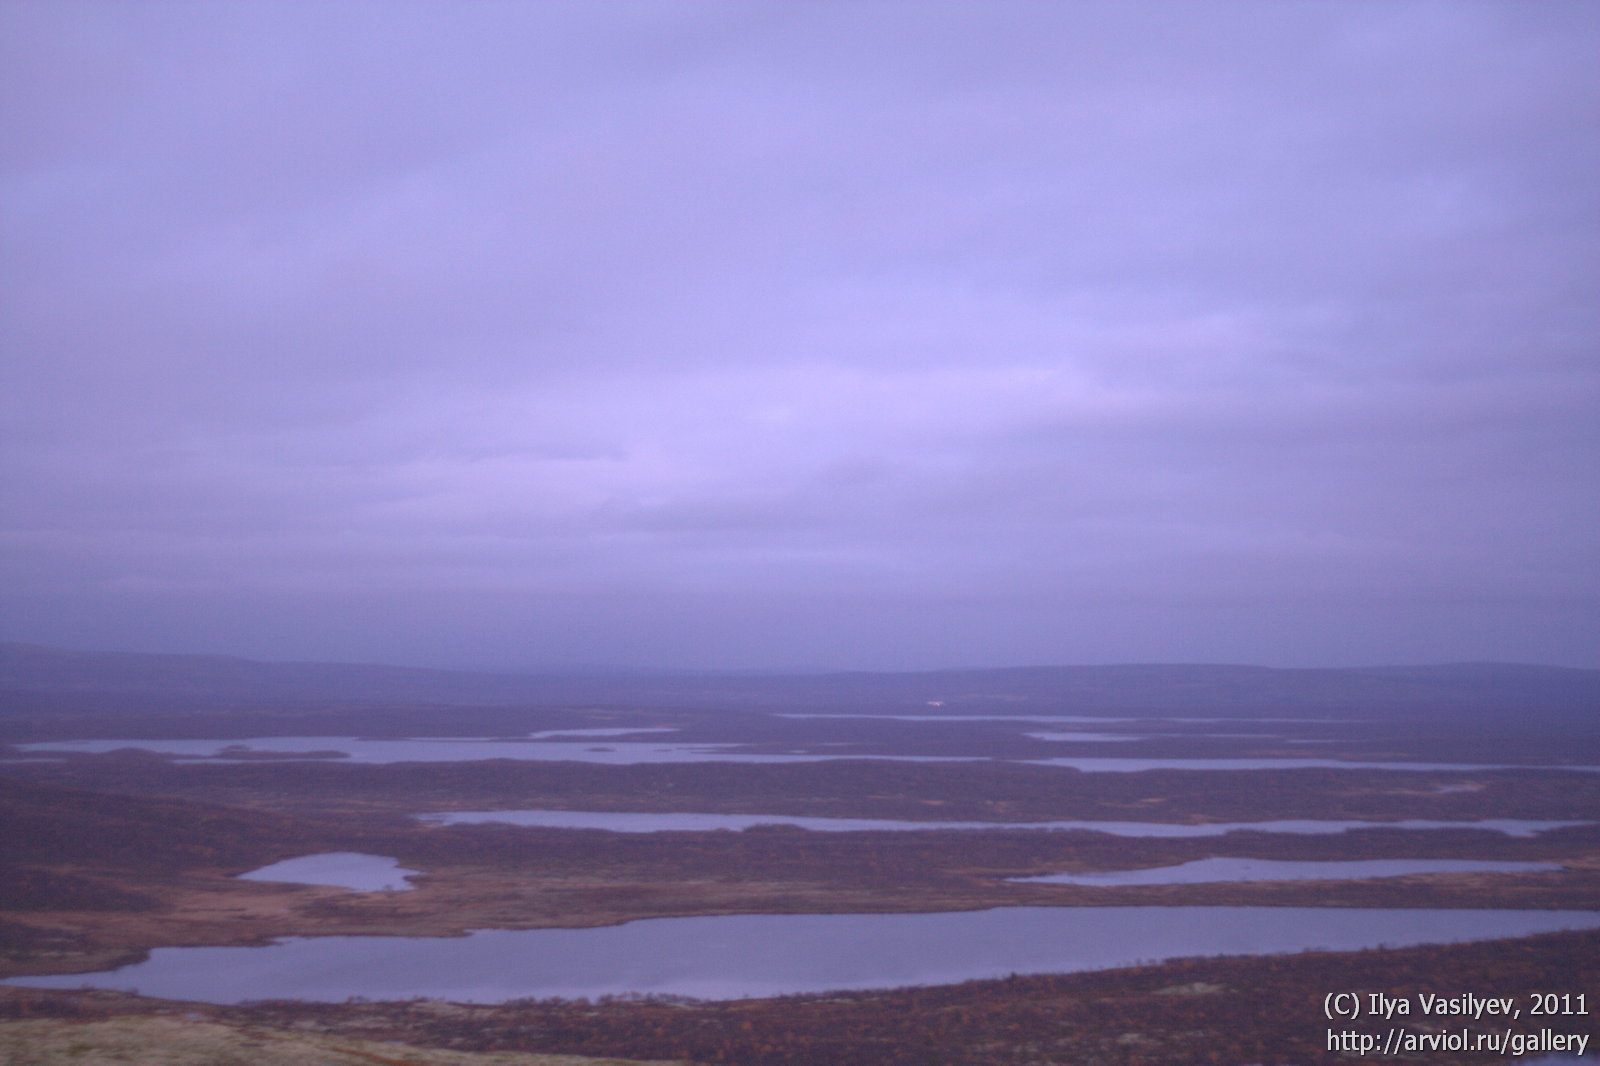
[7,737,977,765]
[238,853,420,892]
[8,908,1597,1003]
[13,737,1593,771]
[1028,756,1600,772]
[415,810,1590,837]
[1011,857,1563,885]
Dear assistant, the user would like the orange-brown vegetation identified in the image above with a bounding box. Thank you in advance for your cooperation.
[4,776,1598,982]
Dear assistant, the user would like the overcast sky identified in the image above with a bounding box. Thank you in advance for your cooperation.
[2,2,1596,672]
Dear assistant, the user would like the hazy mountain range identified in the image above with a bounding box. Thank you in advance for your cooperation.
[2,643,1594,722]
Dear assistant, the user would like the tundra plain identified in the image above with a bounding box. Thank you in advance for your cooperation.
[2,648,1597,1064]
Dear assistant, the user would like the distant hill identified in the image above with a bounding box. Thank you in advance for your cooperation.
[0,643,556,706]
[1,642,1595,721]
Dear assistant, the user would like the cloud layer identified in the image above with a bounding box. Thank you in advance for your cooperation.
[3,2,1596,669]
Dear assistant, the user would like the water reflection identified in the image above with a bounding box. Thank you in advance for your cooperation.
[1027,756,1600,772]
[1021,732,1146,742]
[12,736,1594,771]
[415,810,1591,837]
[8,907,1598,1004]
[5,736,854,764]
[238,853,420,892]
[1010,857,1562,885]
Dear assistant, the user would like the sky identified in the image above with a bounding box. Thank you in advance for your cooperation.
[2,2,1596,672]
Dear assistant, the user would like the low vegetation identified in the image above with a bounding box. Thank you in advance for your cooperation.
[5,929,1594,1065]
[2,671,1596,1062]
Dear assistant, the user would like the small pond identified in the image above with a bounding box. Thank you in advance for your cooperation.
[238,853,420,892]
[1010,857,1563,886]
[7,907,1598,1004]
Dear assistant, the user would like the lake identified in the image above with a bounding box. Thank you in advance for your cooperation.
[6,736,978,766]
[11,736,1594,771]
[415,810,1591,837]
[8,907,1597,1003]
[238,853,421,892]
[1010,857,1563,885]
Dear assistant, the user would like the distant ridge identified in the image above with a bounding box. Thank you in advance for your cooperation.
[1,642,1595,719]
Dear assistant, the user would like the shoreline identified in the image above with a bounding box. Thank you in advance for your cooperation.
[6,928,1597,1065]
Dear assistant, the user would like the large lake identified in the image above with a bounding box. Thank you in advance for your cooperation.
[8,908,1597,1003]
[416,810,1589,837]
[11,736,1594,772]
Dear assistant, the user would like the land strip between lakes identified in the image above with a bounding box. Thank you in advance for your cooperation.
[7,756,1600,825]
[3,777,1599,978]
